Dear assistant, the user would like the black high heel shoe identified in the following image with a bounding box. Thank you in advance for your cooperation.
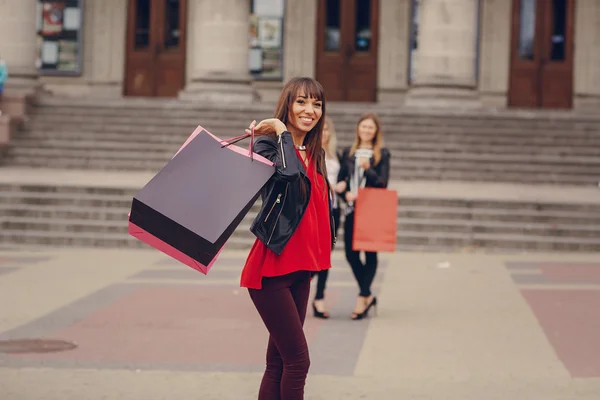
[312,301,330,319]
[351,296,377,320]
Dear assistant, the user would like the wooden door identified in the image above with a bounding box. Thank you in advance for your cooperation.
[508,0,574,108]
[125,0,187,97]
[316,0,379,102]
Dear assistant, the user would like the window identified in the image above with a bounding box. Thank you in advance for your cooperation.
[249,0,285,80]
[135,0,151,49]
[550,0,567,61]
[36,0,84,76]
[325,0,341,51]
[355,0,371,52]
[164,0,181,49]
[518,0,536,60]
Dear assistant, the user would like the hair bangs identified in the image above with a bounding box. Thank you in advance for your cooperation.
[297,79,324,102]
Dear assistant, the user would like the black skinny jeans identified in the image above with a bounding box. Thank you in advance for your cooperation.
[249,271,312,400]
[344,211,378,297]
[314,207,341,300]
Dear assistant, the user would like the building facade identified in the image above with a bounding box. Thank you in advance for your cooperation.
[1,0,599,110]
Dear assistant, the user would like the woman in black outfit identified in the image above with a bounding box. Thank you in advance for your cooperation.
[240,77,336,400]
[337,112,390,320]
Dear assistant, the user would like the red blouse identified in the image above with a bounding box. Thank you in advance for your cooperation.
[240,152,332,289]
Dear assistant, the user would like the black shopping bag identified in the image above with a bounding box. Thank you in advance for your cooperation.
[128,126,274,274]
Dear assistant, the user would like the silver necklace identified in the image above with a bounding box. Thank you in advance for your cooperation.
[295,145,306,151]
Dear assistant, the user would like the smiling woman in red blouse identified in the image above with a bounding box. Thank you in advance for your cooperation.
[240,77,335,400]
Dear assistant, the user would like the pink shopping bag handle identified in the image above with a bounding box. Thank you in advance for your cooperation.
[221,127,255,161]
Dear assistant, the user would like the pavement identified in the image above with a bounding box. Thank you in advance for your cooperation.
[0,246,599,400]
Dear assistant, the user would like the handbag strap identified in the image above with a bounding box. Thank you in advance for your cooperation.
[220,127,256,161]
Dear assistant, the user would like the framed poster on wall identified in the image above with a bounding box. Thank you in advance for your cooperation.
[36,0,84,76]
[249,0,284,80]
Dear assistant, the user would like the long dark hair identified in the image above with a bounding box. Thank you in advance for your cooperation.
[273,77,328,197]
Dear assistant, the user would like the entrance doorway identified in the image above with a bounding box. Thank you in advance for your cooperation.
[508,0,575,108]
[316,0,379,102]
[125,0,187,97]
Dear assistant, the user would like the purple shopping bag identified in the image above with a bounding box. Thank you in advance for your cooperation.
[128,126,274,274]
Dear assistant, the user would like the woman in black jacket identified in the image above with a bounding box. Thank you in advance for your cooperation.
[240,77,336,400]
[338,112,390,320]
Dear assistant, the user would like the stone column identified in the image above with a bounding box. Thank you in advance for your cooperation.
[478,0,512,108]
[181,0,255,102]
[407,0,480,107]
[0,0,39,91]
[573,0,600,111]
[377,0,412,104]
[283,0,318,82]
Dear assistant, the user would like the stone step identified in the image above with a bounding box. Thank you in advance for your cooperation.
[2,178,599,252]
[0,238,525,255]
[5,209,598,237]
[4,210,600,244]
[3,158,596,185]
[394,231,600,252]
[3,155,167,172]
[25,101,600,120]
[1,188,599,220]
[392,170,597,185]
[23,119,598,141]
[2,216,255,237]
[3,223,597,251]
[397,205,600,224]
[2,182,599,211]
[0,229,256,250]
[29,102,600,128]
[9,141,600,173]
[2,225,598,252]
[395,217,600,237]
[3,155,597,185]
[22,117,600,140]
[0,204,129,221]
[15,131,599,158]
[392,197,600,212]
[0,229,143,248]
[2,202,598,226]
[7,144,599,171]
[400,153,599,171]
[15,126,600,145]
[11,135,600,158]
[0,190,134,207]
[10,134,600,164]
[3,217,129,234]
[4,152,597,179]
[0,183,137,196]
[8,145,174,159]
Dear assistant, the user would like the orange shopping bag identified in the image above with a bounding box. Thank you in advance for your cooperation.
[352,188,398,252]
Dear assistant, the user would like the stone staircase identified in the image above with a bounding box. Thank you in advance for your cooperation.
[2,96,600,186]
[1,96,600,253]
[1,181,599,253]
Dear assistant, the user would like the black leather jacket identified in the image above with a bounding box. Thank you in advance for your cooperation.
[250,131,336,255]
[337,147,391,200]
